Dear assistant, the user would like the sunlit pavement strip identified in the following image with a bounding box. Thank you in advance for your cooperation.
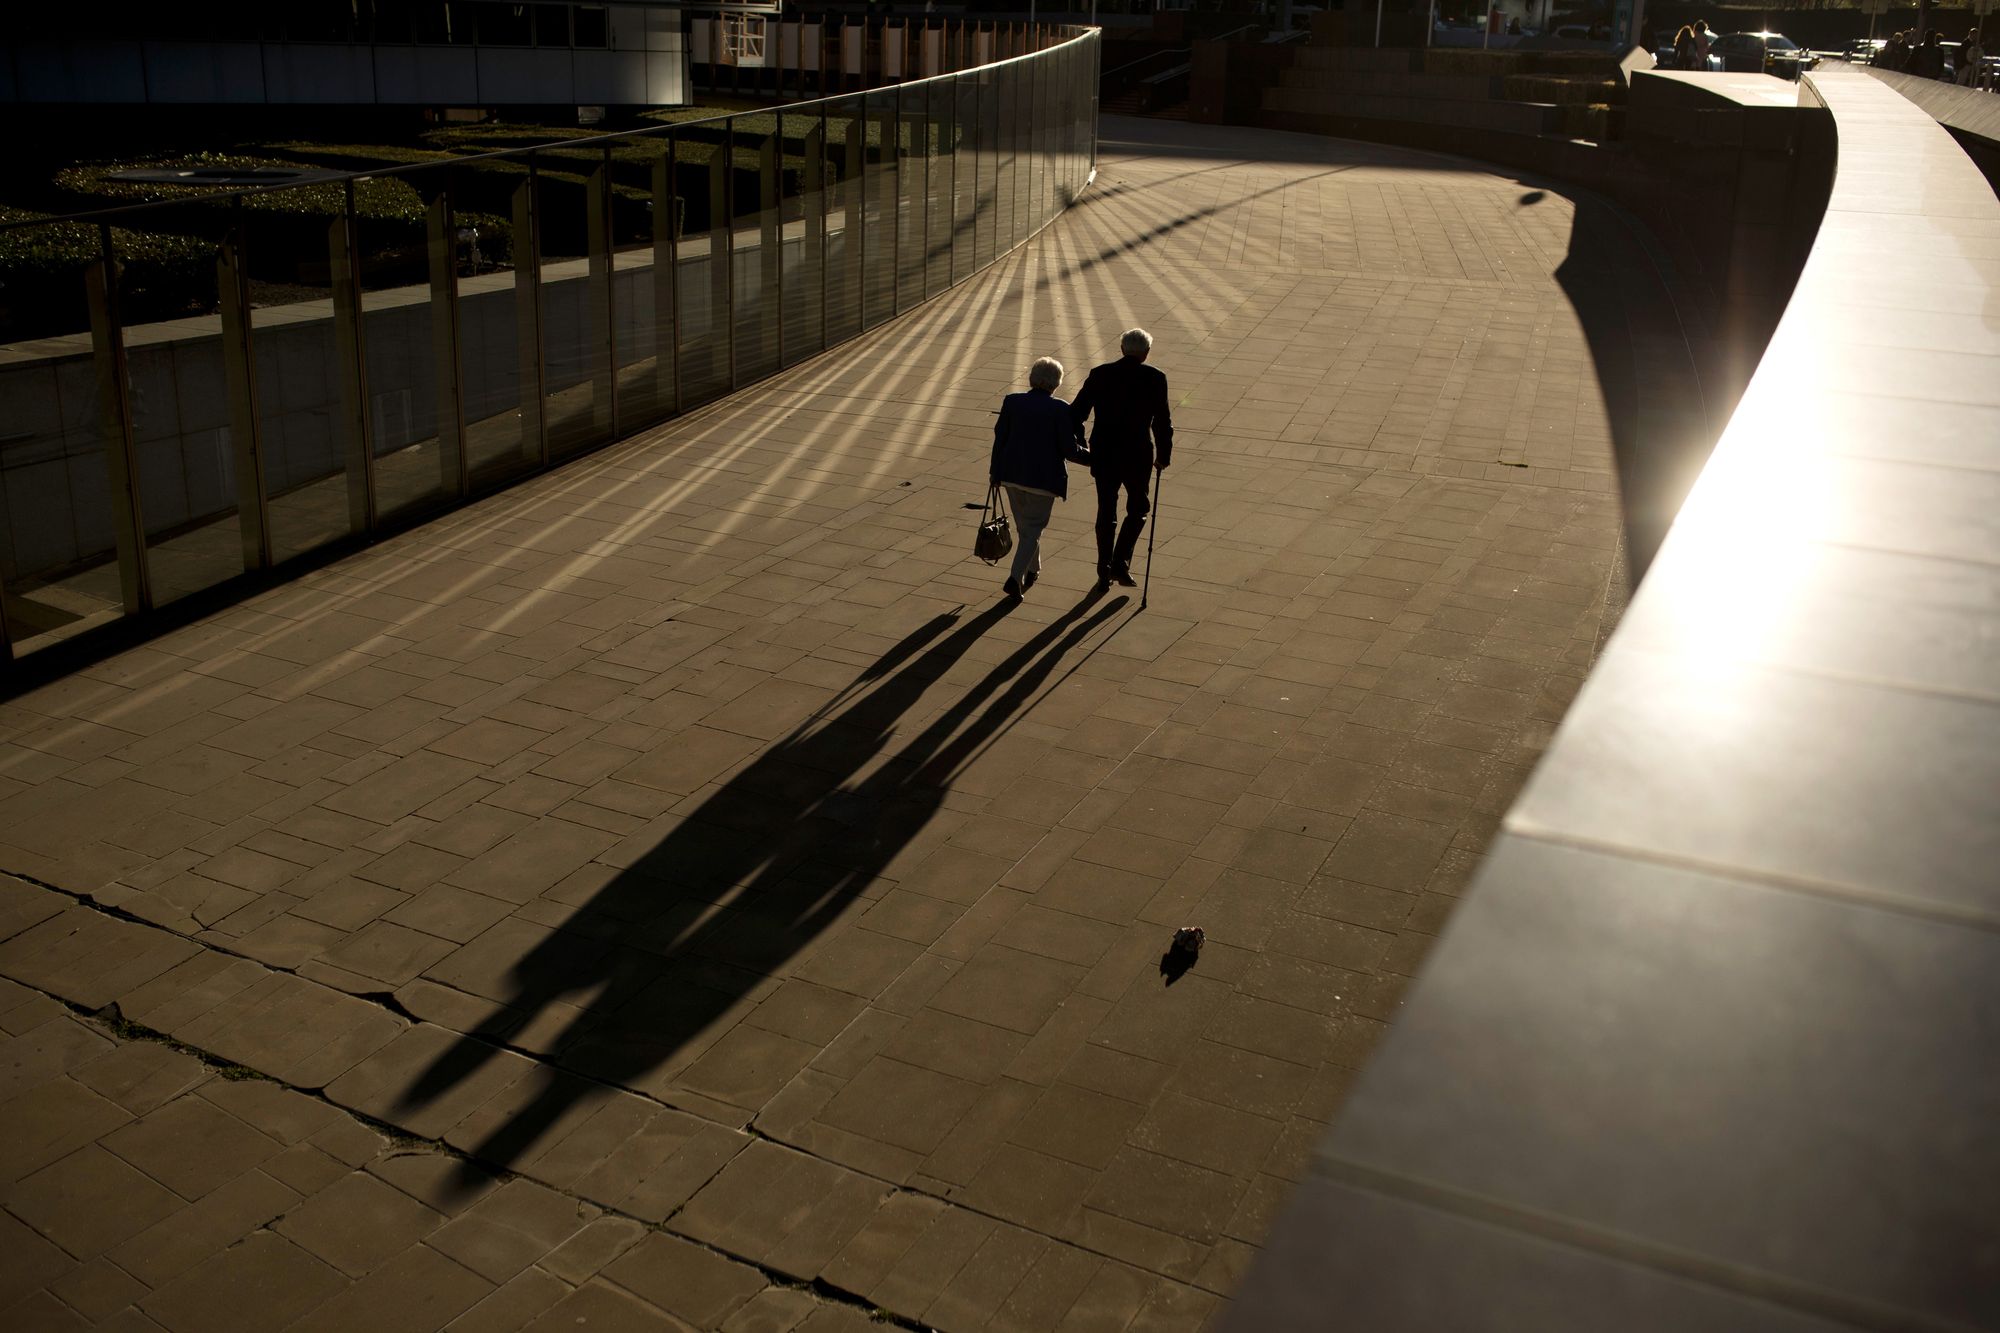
[0,116,1646,1330]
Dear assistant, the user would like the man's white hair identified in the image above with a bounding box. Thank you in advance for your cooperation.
[1120,328,1154,356]
[1028,356,1064,391]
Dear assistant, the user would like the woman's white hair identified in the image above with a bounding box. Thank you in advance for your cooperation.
[1028,357,1064,391]
[1121,328,1154,356]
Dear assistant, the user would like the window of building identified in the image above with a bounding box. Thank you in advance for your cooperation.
[533,3,568,45]
[572,4,608,48]
[478,3,532,45]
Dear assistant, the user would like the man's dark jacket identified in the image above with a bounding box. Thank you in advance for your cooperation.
[1070,358,1173,479]
[991,390,1089,498]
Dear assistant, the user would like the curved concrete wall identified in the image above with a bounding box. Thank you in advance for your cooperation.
[1225,64,2000,1332]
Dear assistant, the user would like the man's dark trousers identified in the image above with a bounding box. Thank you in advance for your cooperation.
[1095,469,1150,573]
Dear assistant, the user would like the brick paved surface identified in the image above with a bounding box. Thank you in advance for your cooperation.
[0,118,1649,1329]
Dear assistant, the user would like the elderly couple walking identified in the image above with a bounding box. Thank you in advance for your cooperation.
[988,328,1175,599]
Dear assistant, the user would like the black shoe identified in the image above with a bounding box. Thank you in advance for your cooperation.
[1002,577,1022,599]
[1096,562,1113,586]
[1022,570,1038,593]
[1112,563,1137,587]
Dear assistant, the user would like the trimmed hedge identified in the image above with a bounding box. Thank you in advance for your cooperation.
[4,108,969,341]
[0,206,217,340]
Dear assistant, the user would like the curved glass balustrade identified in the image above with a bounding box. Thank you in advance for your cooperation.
[0,24,1099,668]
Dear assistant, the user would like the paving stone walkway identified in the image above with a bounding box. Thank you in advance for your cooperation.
[0,117,1655,1330]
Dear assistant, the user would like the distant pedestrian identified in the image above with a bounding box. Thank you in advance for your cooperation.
[1673,24,1699,67]
[1957,29,1984,85]
[1693,19,1712,65]
[1071,329,1174,588]
[989,357,1091,599]
[1909,29,1946,78]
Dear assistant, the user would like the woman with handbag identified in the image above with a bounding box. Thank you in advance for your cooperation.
[987,357,1091,599]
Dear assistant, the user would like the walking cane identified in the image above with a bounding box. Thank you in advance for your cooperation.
[1140,466,1162,611]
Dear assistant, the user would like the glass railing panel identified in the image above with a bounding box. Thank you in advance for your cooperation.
[541,149,615,462]
[360,164,457,525]
[435,162,533,488]
[676,123,731,409]
[1056,43,1074,212]
[925,77,954,299]
[244,192,362,566]
[895,82,925,315]
[613,131,676,434]
[952,72,979,287]
[1028,54,1047,233]
[823,95,865,349]
[779,108,826,368]
[0,220,126,653]
[975,65,997,271]
[995,59,1018,257]
[862,88,898,331]
[114,201,247,608]
[1074,38,1091,198]
[733,117,783,385]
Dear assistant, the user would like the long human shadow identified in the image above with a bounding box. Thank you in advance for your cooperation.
[399,585,1128,1177]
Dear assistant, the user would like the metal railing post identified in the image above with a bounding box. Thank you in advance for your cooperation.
[514,166,548,469]
[948,75,961,288]
[815,109,830,353]
[920,79,933,300]
[588,146,615,438]
[761,127,781,367]
[329,181,375,535]
[653,138,681,417]
[889,86,903,314]
[216,200,270,572]
[846,108,866,326]
[425,187,466,499]
[86,224,150,614]
[716,122,736,391]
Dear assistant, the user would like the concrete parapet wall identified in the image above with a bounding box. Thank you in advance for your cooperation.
[1859,65,2000,190]
[1224,62,2000,1331]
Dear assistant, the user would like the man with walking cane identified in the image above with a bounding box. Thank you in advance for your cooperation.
[1070,329,1174,589]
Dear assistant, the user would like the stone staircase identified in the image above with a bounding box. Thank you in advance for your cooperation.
[1103,53,1194,119]
[1103,87,1191,119]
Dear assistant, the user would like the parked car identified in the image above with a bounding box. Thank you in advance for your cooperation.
[1845,38,1886,63]
[1709,31,1819,77]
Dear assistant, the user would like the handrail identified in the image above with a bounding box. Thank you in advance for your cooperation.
[1103,46,1191,79]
